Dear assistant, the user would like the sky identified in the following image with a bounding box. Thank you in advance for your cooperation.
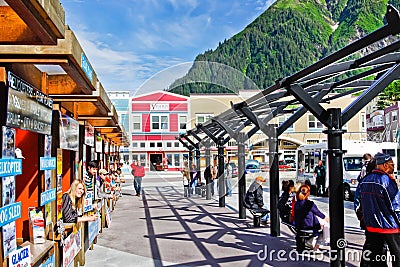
[59,0,275,95]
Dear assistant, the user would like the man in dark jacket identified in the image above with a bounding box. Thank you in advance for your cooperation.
[244,176,270,224]
[358,152,400,266]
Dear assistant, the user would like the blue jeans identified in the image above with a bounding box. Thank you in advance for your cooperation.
[226,177,232,196]
[134,177,143,195]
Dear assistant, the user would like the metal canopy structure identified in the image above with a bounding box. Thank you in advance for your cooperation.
[180,5,400,266]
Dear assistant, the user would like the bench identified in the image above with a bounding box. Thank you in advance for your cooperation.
[281,221,321,251]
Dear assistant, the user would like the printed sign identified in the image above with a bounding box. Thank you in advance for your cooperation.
[59,113,79,152]
[88,217,100,245]
[62,230,81,267]
[9,245,31,267]
[84,123,94,147]
[150,103,169,111]
[28,208,45,244]
[2,127,15,158]
[81,53,93,82]
[39,254,54,267]
[83,192,93,213]
[3,221,16,258]
[40,188,56,206]
[6,72,53,135]
[40,157,56,170]
[0,159,22,177]
[0,202,22,227]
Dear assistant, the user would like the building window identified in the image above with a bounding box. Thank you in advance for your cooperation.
[166,154,173,166]
[132,115,141,132]
[308,114,323,132]
[140,142,145,148]
[196,113,213,124]
[306,139,320,144]
[179,115,187,130]
[132,142,138,148]
[279,115,294,132]
[393,111,398,122]
[167,142,172,147]
[157,142,162,147]
[360,114,366,131]
[151,115,169,130]
[174,154,180,166]
[150,142,155,148]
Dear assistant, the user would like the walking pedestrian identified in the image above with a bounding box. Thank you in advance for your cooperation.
[358,152,400,266]
[190,163,198,195]
[182,161,190,197]
[225,157,233,197]
[314,160,326,196]
[131,160,145,197]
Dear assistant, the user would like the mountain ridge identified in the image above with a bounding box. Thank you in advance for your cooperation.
[168,0,400,95]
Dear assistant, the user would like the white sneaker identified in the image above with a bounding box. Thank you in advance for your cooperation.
[305,239,315,248]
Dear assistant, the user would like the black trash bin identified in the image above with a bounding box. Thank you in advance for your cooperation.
[196,182,204,196]
[201,185,206,197]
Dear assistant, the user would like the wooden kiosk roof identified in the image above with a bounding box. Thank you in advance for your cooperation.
[0,0,129,147]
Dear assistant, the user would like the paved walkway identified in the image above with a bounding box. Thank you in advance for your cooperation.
[82,171,367,267]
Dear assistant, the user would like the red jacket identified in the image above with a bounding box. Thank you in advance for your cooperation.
[132,165,145,177]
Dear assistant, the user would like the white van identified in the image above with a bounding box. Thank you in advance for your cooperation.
[295,141,397,200]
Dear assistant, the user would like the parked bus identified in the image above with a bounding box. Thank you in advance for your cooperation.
[295,141,397,201]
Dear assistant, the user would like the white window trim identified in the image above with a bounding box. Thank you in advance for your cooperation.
[132,115,142,132]
[150,114,169,131]
[308,114,323,132]
[196,113,214,124]
[179,115,187,130]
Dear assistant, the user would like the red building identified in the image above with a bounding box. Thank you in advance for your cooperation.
[130,91,189,171]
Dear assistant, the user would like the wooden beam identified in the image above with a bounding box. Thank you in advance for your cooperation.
[0,6,41,44]
[5,0,65,44]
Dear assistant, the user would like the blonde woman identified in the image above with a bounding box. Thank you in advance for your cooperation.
[182,161,191,197]
[62,180,98,223]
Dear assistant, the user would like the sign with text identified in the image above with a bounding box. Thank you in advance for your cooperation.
[83,192,93,213]
[40,189,56,206]
[0,159,22,177]
[150,103,169,111]
[0,202,21,227]
[40,157,56,170]
[9,245,31,267]
[62,230,81,267]
[59,113,79,152]
[81,53,93,82]
[84,122,94,147]
[6,72,53,135]
[88,218,100,245]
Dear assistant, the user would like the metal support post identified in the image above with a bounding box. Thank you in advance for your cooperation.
[324,108,345,267]
[205,144,211,200]
[195,148,201,182]
[269,134,280,237]
[188,147,193,168]
[237,132,246,219]
[217,137,225,207]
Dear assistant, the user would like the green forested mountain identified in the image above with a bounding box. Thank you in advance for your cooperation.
[168,0,400,95]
